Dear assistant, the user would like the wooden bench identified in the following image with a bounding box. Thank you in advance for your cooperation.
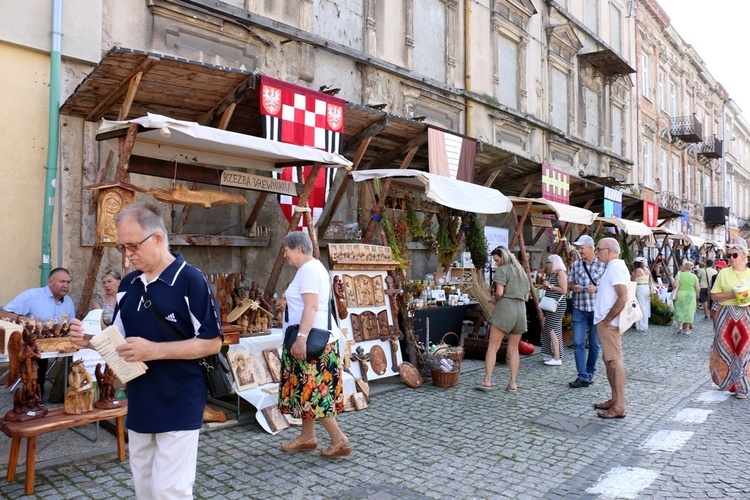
[1,401,128,495]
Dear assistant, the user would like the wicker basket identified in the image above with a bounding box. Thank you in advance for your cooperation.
[431,368,460,388]
[432,332,465,364]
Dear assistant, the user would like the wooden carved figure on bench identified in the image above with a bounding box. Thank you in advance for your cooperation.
[94,362,120,409]
[64,359,94,414]
[5,327,48,421]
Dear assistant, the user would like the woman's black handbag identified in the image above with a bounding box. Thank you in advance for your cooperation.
[283,306,331,360]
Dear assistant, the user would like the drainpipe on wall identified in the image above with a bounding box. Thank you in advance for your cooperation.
[41,0,63,286]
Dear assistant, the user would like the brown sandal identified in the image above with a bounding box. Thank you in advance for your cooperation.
[281,436,318,452]
[597,408,626,419]
[593,400,614,410]
[321,438,352,459]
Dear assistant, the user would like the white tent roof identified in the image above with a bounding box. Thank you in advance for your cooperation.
[507,196,598,225]
[595,216,653,236]
[349,169,513,214]
[97,113,353,171]
[668,234,706,247]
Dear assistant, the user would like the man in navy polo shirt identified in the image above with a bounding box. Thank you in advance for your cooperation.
[71,203,222,499]
[0,267,76,400]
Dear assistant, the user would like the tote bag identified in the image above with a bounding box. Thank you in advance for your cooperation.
[618,281,643,333]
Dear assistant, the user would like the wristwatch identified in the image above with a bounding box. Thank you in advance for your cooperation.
[297,332,308,338]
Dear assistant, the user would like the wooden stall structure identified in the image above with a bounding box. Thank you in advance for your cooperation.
[505,196,597,329]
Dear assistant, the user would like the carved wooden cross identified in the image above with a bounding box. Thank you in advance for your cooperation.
[379,328,404,372]
[351,346,372,383]
[384,275,402,333]
[343,337,356,370]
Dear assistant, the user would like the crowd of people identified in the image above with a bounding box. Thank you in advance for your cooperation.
[5,212,750,496]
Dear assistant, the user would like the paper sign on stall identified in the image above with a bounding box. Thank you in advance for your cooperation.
[89,326,148,383]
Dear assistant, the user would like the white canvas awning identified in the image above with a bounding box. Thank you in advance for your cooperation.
[668,234,706,247]
[97,113,352,171]
[349,169,512,214]
[507,196,597,225]
[595,216,653,236]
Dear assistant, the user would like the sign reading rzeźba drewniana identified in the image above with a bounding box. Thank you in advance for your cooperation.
[221,170,298,196]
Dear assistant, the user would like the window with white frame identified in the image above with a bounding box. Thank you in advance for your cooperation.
[609,5,621,54]
[611,105,623,155]
[658,71,665,110]
[551,67,568,132]
[641,53,650,99]
[660,149,668,192]
[669,81,677,116]
[585,87,599,145]
[672,155,680,194]
[498,34,519,109]
[704,169,710,205]
[585,0,598,33]
[643,140,652,186]
[413,0,446,82]
[685,162,692,200]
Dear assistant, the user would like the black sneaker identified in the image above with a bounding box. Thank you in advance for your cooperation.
[568,378,590,388]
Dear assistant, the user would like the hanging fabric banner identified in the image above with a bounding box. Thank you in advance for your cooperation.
[259,75,346,226]
[541,165,570,204]
[427,127,476,182]
[643,200,659,227]
[603,187,623,218]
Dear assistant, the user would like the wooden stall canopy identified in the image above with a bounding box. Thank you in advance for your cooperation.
[96,114,352,171]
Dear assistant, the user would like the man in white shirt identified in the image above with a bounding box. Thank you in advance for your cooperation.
[592,238,630,419]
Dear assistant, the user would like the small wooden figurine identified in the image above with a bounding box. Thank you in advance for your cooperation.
[5,326,48,421]
[64,359,94,414]
[94,362,120,409]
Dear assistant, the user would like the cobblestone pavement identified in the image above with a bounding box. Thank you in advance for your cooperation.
[1,314,747,499]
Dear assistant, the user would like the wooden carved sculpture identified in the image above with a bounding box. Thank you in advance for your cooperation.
[94,363,120,409]
[384,275,402,335]
[333,275,349,319]
[147,183,248,209]
[377,310,390,337]
[5,326,48,421]
[383,329,404,372]
[64,359,94,415]
[352,346,372,383]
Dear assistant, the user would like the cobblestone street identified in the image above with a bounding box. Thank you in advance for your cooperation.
[1,315,745,498]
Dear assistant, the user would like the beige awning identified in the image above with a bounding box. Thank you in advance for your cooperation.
[97,114,353,171]
[507,196,597,225]
[595,216,653,236]
[350,169,513,214]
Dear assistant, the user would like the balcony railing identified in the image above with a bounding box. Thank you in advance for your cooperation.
[697,135,724,159]
[670,115,703,143]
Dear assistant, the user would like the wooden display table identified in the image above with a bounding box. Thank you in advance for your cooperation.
[1,401,128,495]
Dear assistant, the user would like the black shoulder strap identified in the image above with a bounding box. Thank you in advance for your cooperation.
[139,279,182,341]
[284,280,333,330]
[582,261,598,286]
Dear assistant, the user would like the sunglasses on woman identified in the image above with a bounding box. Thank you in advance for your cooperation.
[727,252,741,259]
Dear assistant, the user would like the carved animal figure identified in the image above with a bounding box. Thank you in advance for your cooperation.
[147,183,248,209]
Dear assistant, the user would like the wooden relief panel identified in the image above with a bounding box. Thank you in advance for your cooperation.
[343,275,357,308]
[354,274,375,307]
[328,243,398,270]
[352,311,379,341]
[373,276,386,307]
[369,345,387,375]
[350,313,364,342]
[95,187,136,246]
[377,310,390,337]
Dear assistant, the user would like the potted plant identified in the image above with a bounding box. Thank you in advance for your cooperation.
[649,294,674,325]
[561,312,573,343]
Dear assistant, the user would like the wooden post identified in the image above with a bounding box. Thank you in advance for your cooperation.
[264,164,322,300]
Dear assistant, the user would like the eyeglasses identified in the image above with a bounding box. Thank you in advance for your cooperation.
[594,247,610,253]
[727,252,741,259]
[116,233,155,254]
